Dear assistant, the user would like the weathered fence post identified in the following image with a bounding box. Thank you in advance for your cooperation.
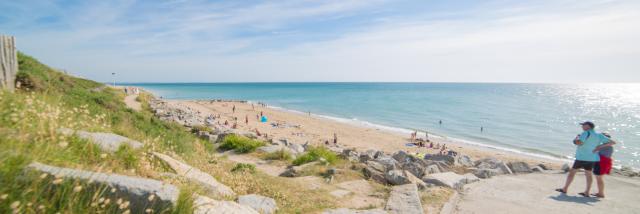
[0,35,18,91]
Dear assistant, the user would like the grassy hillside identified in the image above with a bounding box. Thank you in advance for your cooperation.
[0,53,339,213]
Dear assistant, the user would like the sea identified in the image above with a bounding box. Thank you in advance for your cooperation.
[128,83,640,169]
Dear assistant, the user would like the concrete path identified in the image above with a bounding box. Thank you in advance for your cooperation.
[125,94,142,111]
[451,172,640,214]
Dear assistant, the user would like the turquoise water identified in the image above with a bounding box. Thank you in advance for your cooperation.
[129,83,640,168]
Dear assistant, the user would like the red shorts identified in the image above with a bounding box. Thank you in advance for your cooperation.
[594,155,612,175]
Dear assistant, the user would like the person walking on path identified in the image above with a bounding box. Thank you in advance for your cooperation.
[556,121,612,197]
[591,132,616,198]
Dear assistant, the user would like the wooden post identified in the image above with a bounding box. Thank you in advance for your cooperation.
[0,35,18,91]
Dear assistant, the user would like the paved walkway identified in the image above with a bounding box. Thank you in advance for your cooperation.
[450,172,640,214]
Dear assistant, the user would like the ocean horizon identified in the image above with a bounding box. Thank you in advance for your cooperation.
[127,82,640,169]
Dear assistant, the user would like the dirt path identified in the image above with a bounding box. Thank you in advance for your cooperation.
[223,153,287,177]
[450,172,640,214]
[124,94,142,111]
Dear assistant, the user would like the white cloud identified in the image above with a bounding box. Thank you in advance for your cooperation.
[6,0,640,83]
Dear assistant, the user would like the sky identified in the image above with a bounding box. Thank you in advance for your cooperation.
[1,0,639,83]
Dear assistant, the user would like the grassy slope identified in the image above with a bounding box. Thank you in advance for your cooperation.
[0,53,339,213]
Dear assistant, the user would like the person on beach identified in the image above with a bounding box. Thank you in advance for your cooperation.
[439,120,442,125]
[245,115,249,124]
[333,133,338,145]
[556,121,612,197]
[591,132,616,198]
[232,105,236,113]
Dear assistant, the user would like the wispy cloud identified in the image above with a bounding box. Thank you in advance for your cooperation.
[1,0,638,82]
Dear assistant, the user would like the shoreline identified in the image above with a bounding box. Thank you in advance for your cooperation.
[151,96,566,169]
[140,86,567,165]
[264,101,570,164]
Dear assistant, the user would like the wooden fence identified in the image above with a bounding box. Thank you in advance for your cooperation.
[0,35,18,91]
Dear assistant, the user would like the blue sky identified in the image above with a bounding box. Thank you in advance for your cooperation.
[1,0,639,83]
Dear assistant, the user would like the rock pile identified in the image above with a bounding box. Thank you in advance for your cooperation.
[149,99,205,127]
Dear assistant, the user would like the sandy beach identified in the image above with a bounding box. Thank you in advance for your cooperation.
[167,99,564,169]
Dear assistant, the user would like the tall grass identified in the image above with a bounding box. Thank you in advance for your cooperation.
[0,53,198,213]
[0,52,342,213]
[292,146,339,166]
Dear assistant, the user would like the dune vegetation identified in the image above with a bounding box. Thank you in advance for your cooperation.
[0,53,339,213]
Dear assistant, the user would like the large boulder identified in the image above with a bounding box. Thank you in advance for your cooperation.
[27,162,178,213]
[58,128,143,152]
[422,172,468,190]
[384,184,424,214]
[475,158,513,175]
[425,164,441,174]
[462,173,480,184]
[153,152,235,198]
[374,156,400,171]
[471,168,499,179]
[391,151,410,163]
[194,196,259,214]
[424,154,455,166]
[341,149,360,162]
[237,194,277,214]
[384,170,411,185]
[359,150,377,163]
[363,161,387,184]
[508,162,532,173]
[374,151,385,159]
[457,155,474,167]
[402,161,427,178]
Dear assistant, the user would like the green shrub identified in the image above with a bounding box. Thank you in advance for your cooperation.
[262,149,293,161]
[230,163,256,173]
[292,146,338,166]
[219,134,265,153]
